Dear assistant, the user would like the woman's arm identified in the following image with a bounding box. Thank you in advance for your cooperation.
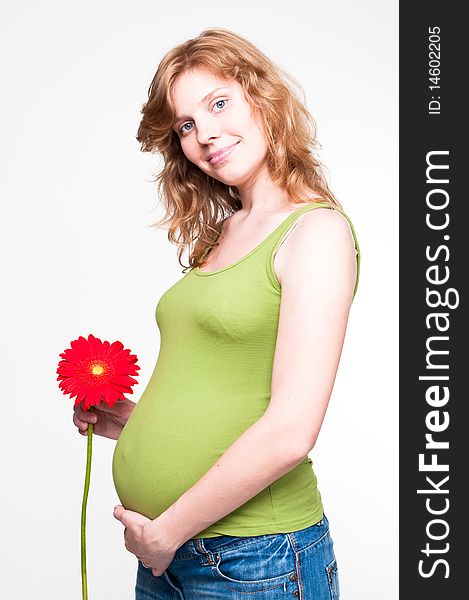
[155,208,358,547]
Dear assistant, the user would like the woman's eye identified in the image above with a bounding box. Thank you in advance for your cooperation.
[213,99,227,111]
[179,122,193,134]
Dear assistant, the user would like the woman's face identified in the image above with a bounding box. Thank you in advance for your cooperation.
[171,67,268,188]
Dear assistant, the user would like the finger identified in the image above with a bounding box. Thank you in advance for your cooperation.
[113,505,126,522]
[80,410,98,422]
[74,419,89,433]
[75,422,89,435]
[73,413,97,428]
[73,404,86,416]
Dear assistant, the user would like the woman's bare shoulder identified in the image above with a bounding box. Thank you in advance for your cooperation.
[274,206,358,293]
[290,206,356,250]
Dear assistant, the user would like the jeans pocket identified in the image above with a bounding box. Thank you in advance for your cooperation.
[210,534,296,593]
[325,558,340,599]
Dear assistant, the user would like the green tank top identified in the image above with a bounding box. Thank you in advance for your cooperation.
[112,202,360,538]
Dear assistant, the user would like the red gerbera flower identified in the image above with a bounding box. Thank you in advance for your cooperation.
[57,333,140,598]
[57,333,140,410]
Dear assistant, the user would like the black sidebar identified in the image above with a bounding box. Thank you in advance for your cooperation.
[400,3,466,598]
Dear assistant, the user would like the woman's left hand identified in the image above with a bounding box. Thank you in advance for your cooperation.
[113,505,177,577]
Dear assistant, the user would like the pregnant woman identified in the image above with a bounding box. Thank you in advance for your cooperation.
[73,28,360,599]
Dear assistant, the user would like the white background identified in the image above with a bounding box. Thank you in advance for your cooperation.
[0,1,398,598]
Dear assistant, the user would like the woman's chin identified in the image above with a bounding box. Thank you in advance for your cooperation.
[203,168,243,187]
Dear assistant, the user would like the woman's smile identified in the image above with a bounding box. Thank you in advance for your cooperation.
[208,141,241,166]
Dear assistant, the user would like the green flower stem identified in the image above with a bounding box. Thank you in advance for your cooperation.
[81,410,94,600]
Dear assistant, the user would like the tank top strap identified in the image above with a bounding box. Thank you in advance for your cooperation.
[263,201,361,300]
[266,202,332,250]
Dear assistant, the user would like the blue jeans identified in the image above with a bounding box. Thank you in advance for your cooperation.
[135,514,339,599]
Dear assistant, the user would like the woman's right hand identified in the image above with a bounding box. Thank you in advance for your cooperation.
[73,398,136,440]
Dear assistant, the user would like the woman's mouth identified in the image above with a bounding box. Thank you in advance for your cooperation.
[208,141,240,166]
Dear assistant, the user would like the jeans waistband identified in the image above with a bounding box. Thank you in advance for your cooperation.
[173,514,328,560]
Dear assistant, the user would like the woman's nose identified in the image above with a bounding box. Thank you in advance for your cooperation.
[195,119,220,145]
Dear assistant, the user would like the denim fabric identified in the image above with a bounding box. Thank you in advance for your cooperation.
[135,514,339,599]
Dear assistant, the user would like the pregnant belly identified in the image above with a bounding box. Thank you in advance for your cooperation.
[112,428,220,520]
[111,396,256,520]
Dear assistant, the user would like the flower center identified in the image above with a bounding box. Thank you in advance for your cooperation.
[90,361,107,376]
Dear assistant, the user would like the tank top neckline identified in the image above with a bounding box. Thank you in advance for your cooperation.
[192,201,332,277]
